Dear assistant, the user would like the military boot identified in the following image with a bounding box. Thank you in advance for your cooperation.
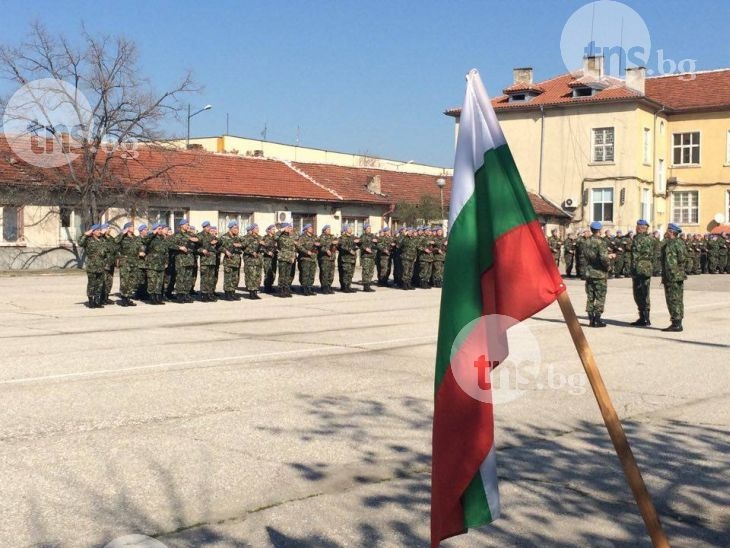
[630,311,648,326]
[252,290,262,300]
[662,320,683,332]
[588,313,595,327]
[95,296,105,308]
[363,284,375,292]
[644,310,651,326]
[594,314,607,327]
[88,297,97,309]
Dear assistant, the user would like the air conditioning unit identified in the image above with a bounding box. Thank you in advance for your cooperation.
[563,197,579,209]
[276,211,293,224]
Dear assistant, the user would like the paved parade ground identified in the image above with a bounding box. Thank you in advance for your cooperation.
[1,272,728,547]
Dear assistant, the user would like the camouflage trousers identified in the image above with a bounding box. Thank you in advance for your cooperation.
[263,256,276,290]
[585,278,607,315]
[164,265,175,297]
[136,268,148,297]
[360,256,375,284]
[174,265,195,295]
[400,257,416,286]
[199,264,218,294]
[338,261,355,287]
[663,281,684,321]
[223,265,241,292]
[393,254,403,286]
[298,259,317,288]
[104,266,115,297]
[119,263,140,298]
[719,254,728,273]
[277,259,295,290]
[564,253,575,276]
[86,271,105,298]
[552,253,560,267]
[244,257,263,291]
[377,255,392,284]
[318,258,335,288]
[614,254,626,276]
[147,269,165,295]
[431,260,444,286]
[632,275,651,313]
[418,259,433,286]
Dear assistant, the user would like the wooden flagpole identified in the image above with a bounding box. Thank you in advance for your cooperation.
[556,291,670,548]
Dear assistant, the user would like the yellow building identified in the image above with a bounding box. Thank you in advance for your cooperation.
[446,56,730,234]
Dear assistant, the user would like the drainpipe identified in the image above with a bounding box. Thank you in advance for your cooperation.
[538,105,545,196]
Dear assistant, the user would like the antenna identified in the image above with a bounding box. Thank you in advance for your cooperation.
[261,122,267,140]
[226,113,229,135]
[589,1,596,56]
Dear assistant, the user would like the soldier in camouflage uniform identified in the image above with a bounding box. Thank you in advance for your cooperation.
[337,224,358,293]
[661,223,688,332]
[376,226,395,286]
[135,224,151,301]
[612,230,628,278]
[276,223,296,297]
[241,223,264,300]
[707,234,720,273]
[100,224,117,304]
[547,228,562,268]
[629,220,654,326]
[651,230,663,277]
[296,223,319,295]
[144,224,173,305]
[358,223,377,292]
[584,221,615,327]
[699,234,709,273]
[261,224,278,293]
[197,221,220,302]
[317,224,337,294]
[398,228,418,290]
[393,227,406,287]
[78,224,109,308]
[431,226,447,287]
[219,221,243,300]
[563,232,577,277]
[576,229,590,280]
[718,232,729,273]
[416,227,435,288]
[169,219,199,303]
[115,221,143,307]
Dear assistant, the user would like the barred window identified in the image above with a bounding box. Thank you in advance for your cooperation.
[592,127,614,163]
[672,132,700,165]
[671,191,699,224]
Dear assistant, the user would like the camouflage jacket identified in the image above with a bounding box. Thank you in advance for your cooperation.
[169,231,198,267]
[78,234,109,273]
[115,233,143,265]
[296,233,319,262]
[564,238,577,257]
[241,234,264,260]
[145,235,173,271]
[276,232,296,263]
[662,237,688,283]
[260,233,278,261]
[631,233,654,277]
[103,235,118,267]
[318,233,337,261]
[583,236,610,279]
[416,235,435,262]
[431,235,447,262]
[337,233,358,264]
[547,235,562,255]
[359,232,378,258]
[197,230,220,266]
[398,235,418,260]
[219,232,243,267]
[376,234,395,257]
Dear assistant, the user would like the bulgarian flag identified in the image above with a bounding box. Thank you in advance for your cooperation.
[431,70,565,545]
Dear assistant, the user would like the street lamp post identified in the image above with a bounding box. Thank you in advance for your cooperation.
[436,177,446,220]
[186,104,213,148]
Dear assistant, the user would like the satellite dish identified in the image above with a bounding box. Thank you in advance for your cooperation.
[714,213,726,224]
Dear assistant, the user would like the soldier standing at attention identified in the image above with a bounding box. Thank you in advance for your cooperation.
[576,229,590,280]
[661,223,688,332]
[115,221,143,307]
[393,227,406,287]
[79,224,109,308]
[417,226,435,289]
[261,224,278,293]
[169,219,199,303]
[144,224,173,305]
[399,228,418,290]
[563,232,577,278]
[135,224,150,301]
[359,223,377,292]
[629,220,653,326]
[337,224,358,293]
[430,226,447,288]
[276,223,296,297]
[317,225,337,294]
[100,223,117,304]
[296,223,319,295]
[584,221,616,327]
[219,221,243,301]
[376,226,395,287]
[651,230,663,277]
[547,228,562,268]
[613,230,627,278]
[241,223,264,300]
[197,221,219,302]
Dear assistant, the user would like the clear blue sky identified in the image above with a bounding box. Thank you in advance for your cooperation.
[1,0,728,167]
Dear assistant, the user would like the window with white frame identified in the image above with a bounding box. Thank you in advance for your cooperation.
[218,211,252,233]
[591,188,614,222]
[657,159,665,193]
[148,208,190,230]
[672,132,700,165]
[341,217,368,235]
[59,207,83,242]
[592,127,614,162]
[291,213,316,235]
[1,206,23,243]
[641,188,651,221]
[671,191,699,224]
[643,128,651,164]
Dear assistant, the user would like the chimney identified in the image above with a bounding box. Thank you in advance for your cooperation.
[625,67,646,95]
[583,55,604,80]
[366,174,382,195]
[513,67,533,85]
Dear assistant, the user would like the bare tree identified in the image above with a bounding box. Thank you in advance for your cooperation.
[0,22,198,227]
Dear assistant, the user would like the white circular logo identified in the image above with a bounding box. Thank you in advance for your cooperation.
[450,314,542,404]
[560,0,651,76]
[2,78,94,168]
[103,534,168,548]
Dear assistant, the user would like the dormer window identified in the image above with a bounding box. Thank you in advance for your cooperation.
[573,87,594,98]
[511,93,526,102]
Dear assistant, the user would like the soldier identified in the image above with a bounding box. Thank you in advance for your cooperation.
[219,221,243,301]
[100,223,117,304]
[261,224,278,293]
[584,221,616,327]
[661,223,688,332]
[317,224,337,294]
[78,224,109,308]
[416,226,435,289]
[240,223,264,300]
[398,227,418,290]
[622,231,634,277]
[613,230,627,278]
[114,221,143,307]
[169,219,199,303]
[197,221,220,302]
[337,224,358,293]
[651,230,663,277]
[431,226,447,288]
[718,232,729,274]
[376,226,395,287]
[144,223,173,305]
[698,234,709,274]
[296,223,319,295]
[575,229,589,280]
[629,220,653,326]
[276,223,296,297]
[547,228,562,268]
[393,227,406,287]
[359,223,377,292]
[563,232,577,278]
[135,224,151,301]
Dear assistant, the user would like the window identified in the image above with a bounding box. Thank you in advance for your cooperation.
[672,132,700,165]
[591,188,614,222]
[574,87,593,98]
[592,128,614,162]
[671,191,699,224]
[1,206,22,242]
[643,128,651,164]
[291,213,316,235]
[342,217,368,235]
[657,159,665,193]
[641,188,651,221]
[148,208,190,229]
[218,211,252,233]
[59,207,83,242]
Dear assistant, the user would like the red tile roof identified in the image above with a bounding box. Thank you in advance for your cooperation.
[529,193,571,218]
[644,69,730,112]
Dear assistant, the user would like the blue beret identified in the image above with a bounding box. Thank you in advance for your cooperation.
[138,224,147,232]
[246,223,258,231]
[266,224,276,231]
[280,222,292,228]
[123,221,133,230]
[178,218,189,226]
[667,223,682,233]
[228,220,238,229]
[322,224,331,231]
[90,224,101,231]
[101,223,110,229]
[397,227,406,233]
[341,224,350,231]
[381,226,390,232]
[590,221,602,230]
[363,223,370,229]
[189,226,196,231]
[201,221,210,228]
[302,223,312,230]
[637,219,649,226]
[150,223,160,230]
